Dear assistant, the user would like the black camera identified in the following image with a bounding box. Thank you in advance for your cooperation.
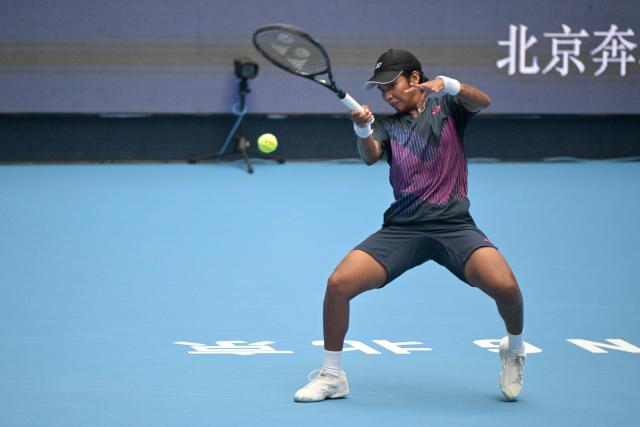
[234,58,259,80]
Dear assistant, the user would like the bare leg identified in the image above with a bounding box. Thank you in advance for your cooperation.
[464,247,523,334]
[323,250,388,351]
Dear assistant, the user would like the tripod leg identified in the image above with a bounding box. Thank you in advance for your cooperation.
[262,153,286,164]
[188,109,246,163]
[188,151,220,163]
[237,137,254,174]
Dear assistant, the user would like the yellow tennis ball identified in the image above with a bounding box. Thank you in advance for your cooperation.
[257,133,278,153]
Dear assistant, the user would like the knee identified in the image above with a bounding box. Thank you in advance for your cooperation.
[501,280,522,307]
[488,274,522,307]
[326,272,357,301]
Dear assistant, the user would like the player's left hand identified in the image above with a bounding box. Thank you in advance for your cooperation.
[404,79,445,94]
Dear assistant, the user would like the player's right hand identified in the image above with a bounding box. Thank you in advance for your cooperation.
[350,105,374,128]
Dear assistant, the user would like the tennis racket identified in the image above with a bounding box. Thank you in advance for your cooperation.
[252,23,367,114]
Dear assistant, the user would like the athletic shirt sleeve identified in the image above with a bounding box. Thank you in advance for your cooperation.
[372,118,391,152]
[441,94,475,143]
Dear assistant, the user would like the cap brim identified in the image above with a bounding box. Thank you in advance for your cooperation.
[363,71,403,90]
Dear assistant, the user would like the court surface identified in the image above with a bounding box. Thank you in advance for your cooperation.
[1,160,638,426]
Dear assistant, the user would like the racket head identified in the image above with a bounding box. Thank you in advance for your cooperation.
[252,24,335,85]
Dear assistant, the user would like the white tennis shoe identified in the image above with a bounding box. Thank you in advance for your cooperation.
[499,336,526,401]
[293,369,349,402]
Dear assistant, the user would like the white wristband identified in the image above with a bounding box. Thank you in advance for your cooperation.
[436,75,461,96]
[353,122,373,139]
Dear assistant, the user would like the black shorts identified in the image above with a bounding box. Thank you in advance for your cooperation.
[354,224,498,286]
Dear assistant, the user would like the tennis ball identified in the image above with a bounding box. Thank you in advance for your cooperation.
[257,133,278,153]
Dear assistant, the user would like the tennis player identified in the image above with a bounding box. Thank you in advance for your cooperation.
[294,49,526,403]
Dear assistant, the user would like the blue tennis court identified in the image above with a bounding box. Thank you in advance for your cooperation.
[1,160,638,426]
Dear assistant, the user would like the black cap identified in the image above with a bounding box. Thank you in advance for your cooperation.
[364,49,422,90]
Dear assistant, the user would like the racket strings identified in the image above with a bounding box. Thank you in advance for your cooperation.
[254,29,329,76]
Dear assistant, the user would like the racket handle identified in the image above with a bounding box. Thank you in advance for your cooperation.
[339,93,363,111]
[339,91,375,126]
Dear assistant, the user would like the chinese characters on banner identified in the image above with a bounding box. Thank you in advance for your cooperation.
[497,24,637,76]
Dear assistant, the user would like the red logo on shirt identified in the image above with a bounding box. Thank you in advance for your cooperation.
[431,105,441,116]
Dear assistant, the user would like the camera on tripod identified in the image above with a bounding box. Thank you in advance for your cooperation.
[188,57,283,173]
[234,58,259,80]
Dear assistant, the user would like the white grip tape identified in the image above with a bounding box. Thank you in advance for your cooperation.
[340,93,362,111]
[342,93,374,138]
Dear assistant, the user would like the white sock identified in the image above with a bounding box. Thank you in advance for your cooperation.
[322,349,343,376]
[508,332,525,354]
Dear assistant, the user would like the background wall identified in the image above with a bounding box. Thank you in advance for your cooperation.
[2,0,639,114]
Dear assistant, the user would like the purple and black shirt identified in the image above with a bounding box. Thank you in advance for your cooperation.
[372,93,476,228]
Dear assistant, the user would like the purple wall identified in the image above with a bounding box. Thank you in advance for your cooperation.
[1,0,639,113]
